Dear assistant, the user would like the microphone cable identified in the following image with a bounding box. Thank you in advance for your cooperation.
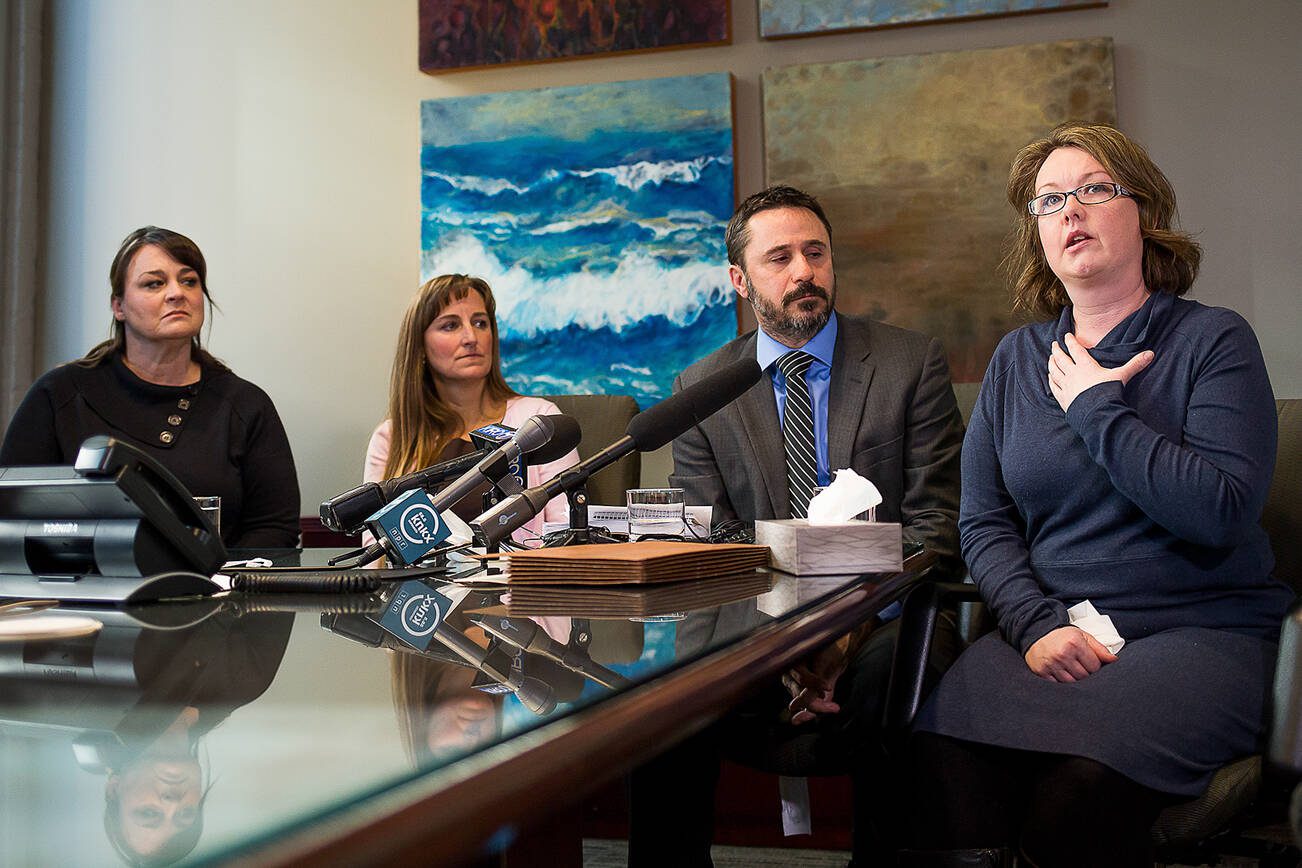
[229,570,381,594]
[708,520,755,545]
[227,593,386,616]
[226,563,460,594]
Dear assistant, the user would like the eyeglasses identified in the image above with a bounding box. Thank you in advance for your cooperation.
[1027,183,1133,217]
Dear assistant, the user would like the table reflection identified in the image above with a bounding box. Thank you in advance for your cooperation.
[0,604,292,865]
[328,585,645,772]
[392,653,502,766]
[0,548,906,866]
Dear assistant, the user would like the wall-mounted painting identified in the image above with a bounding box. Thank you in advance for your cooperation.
[759,0,1104,39]
[763,38,1115,383]
[421,74,737,408]
[420,1,730,72]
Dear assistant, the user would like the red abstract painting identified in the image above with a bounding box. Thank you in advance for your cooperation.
[419,1,730,73]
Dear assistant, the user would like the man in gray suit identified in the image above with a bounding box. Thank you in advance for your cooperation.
[629,185,963,866]
[673,185,963,577]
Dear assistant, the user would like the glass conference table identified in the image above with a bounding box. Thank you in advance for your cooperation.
[0,545,931,867]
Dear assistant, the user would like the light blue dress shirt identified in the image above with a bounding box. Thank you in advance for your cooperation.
[755,315,838,488]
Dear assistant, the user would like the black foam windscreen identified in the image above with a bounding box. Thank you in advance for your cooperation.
[625,357,763,451]
[529,414,582,463]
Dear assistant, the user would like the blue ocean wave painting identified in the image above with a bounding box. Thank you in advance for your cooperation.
[420,74,737,408]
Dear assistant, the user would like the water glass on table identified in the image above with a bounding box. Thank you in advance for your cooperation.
[626,488,686,540]
[194,495,221,538]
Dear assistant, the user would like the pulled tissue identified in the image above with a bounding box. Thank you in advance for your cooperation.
[806,468,882,525]
[441,510,475,547]
[1067,600,1125,654]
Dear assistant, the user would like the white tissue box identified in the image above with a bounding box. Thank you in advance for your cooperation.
[755,519,902,575]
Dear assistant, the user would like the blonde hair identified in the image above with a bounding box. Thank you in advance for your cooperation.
[383,274,518,480]
[1002,123,1202,320]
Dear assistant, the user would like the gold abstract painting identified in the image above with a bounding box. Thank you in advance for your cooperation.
[763,38,1116,382]
[759,0,1104,39]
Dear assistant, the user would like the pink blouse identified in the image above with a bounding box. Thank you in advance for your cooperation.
[363,395,581,545]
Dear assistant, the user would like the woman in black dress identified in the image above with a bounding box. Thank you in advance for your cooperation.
[0,226,300,548]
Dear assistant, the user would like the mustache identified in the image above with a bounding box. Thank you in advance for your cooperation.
[782,281,830,306]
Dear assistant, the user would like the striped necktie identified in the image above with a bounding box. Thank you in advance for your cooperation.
[776,350,817,519]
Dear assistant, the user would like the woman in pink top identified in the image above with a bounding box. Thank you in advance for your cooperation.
[364,274,579,543]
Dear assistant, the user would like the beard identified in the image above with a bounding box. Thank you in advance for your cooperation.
[746,277,837,345]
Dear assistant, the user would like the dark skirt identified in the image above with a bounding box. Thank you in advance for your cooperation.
[914,627,1277,797]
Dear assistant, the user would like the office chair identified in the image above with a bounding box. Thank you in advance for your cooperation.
[543,394,640,507]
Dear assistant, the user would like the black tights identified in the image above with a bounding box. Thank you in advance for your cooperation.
[908,732,1176,868]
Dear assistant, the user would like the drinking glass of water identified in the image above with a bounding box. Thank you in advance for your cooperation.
[626,488,686,540]
[193,495,221,538]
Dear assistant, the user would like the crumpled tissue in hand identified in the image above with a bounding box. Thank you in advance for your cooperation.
[806,468,882,525]
[1067,600,1125,654]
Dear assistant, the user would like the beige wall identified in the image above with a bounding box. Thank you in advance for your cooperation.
[41,0,1302,509]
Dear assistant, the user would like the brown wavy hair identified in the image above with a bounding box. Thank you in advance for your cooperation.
[79,226,226,369]
[1001,123,1202,320]
[383,274,518,479]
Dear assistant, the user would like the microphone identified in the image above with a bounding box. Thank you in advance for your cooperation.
[471,357,762,547]
[468,422,524,495]
[429,415,581,514]
[471,614,630,691]
[321,450,488,535]
[361,488,455,566]
[319,415,580,534]
[431,622,557,715]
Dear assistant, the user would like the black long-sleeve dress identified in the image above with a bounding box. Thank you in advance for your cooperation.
[0,352,300,548]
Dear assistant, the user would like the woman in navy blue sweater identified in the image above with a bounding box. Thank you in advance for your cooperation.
[906,124,1291,867]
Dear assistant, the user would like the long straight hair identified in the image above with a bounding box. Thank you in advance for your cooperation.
[383,275,518,479]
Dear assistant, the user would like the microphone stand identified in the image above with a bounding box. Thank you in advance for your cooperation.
[543,478,623,548]
[481,486,506,571]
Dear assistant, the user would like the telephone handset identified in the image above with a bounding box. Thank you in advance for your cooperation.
[74,435,228,574]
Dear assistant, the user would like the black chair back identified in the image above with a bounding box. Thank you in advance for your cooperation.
[543,394,641,508]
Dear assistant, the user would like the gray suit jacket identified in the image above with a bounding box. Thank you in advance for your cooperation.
[670,312,965,579]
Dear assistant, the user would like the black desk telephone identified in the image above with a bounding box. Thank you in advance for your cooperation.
[0,436,227,603]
